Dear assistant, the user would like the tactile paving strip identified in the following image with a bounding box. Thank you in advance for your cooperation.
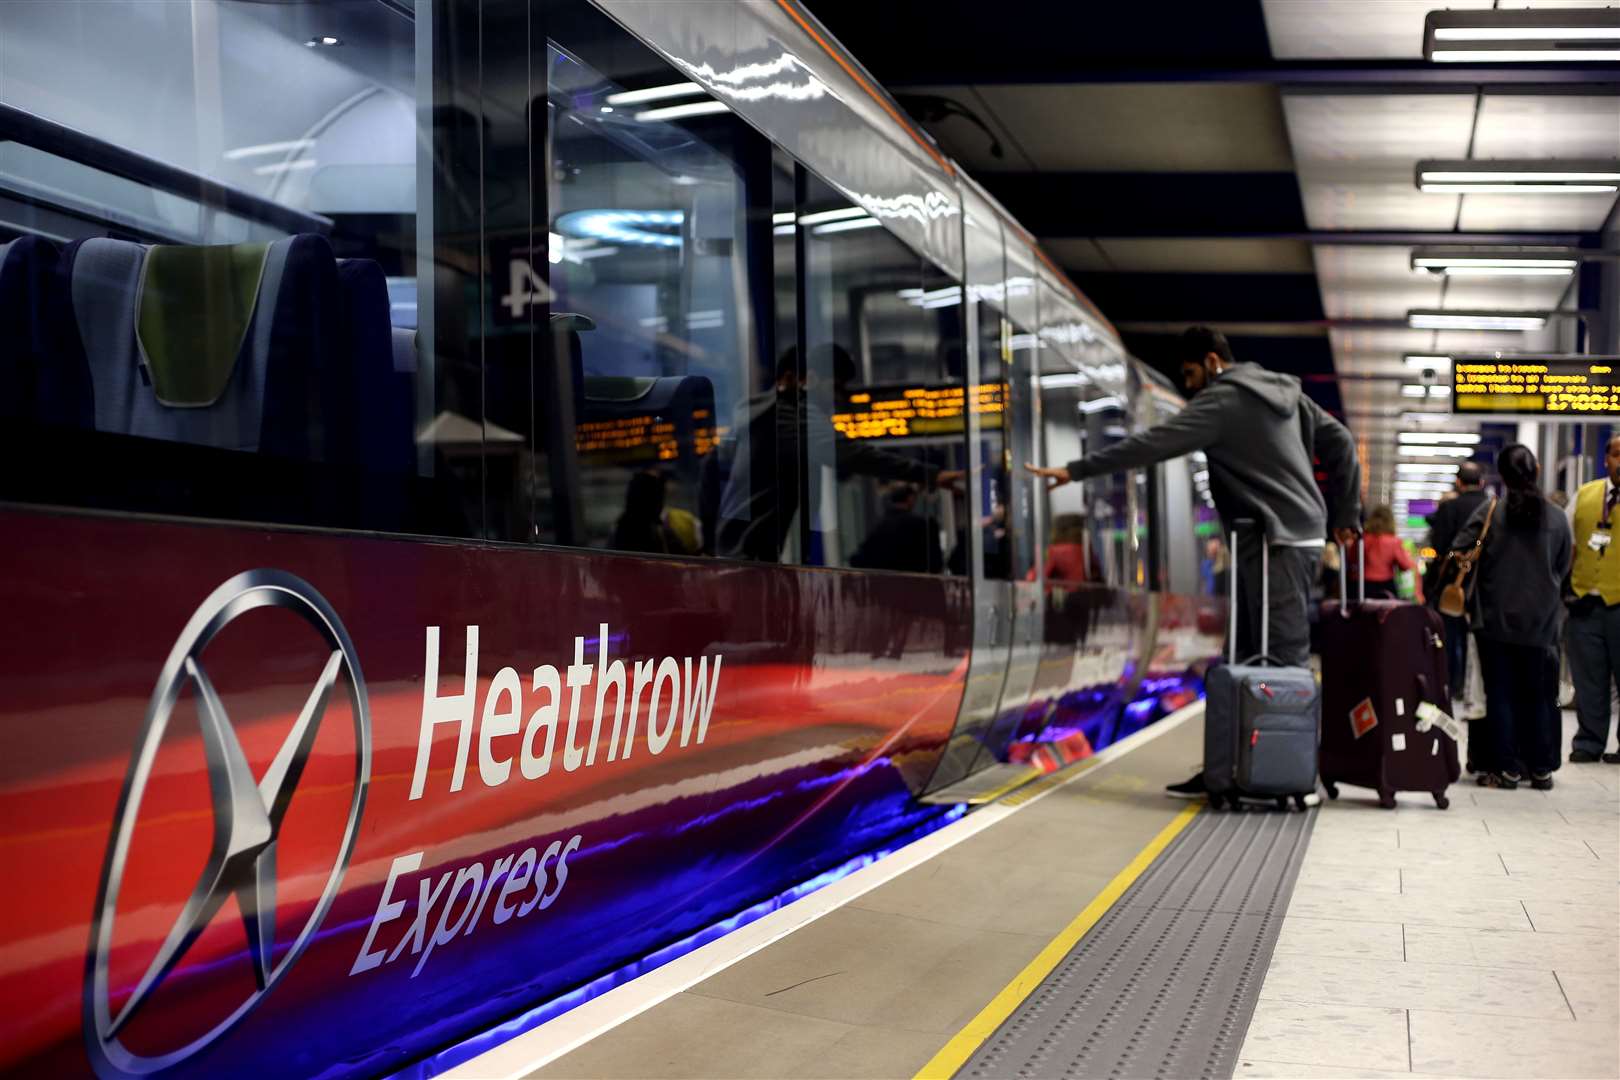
[957,807,1315,1080]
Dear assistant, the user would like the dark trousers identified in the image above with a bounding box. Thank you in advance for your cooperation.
[1232,538,1318,668]
[1567,602,1620,754]
[1476,639,1560,776]
[1442,614,1470,698]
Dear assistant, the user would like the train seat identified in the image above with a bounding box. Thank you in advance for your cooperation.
[0,234,92,427]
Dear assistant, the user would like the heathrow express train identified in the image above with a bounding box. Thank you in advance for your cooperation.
[0,1,1223,1075]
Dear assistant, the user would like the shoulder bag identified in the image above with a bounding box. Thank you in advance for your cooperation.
[1438,498,1497,619]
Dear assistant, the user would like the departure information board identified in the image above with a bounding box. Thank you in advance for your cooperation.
[1451,356,1620,416]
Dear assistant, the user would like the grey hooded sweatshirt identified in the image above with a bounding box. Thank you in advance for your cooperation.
[1066,364,1360,544]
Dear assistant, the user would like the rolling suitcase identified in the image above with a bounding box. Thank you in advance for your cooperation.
[1203,521,1321,811]
[1318,542,1460,809]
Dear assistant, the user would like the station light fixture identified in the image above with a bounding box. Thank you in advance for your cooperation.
[1423,8,1620,63]
[1401,446,1473,458]
[1398,432,1480,445]
[605,81,705,106]
[1401,384,1452,399]
[1397,462,1462,475]
[1410,247,1580,277]
[635,100,730,123]
[1404,354,1452,370]
[1415,160,1620,195]
[1407,309,1548,331]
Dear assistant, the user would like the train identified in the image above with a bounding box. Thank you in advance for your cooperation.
[0,0,1223,1075]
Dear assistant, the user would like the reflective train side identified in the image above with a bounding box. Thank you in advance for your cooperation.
[0,1,1223,1075]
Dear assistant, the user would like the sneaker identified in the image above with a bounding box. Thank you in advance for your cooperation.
[1530,773,1555,791]
[1477,772,1520,790]
[1166,773,1207,799]
[1570,749,1601,764]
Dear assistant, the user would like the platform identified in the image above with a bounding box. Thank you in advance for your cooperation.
[448,709,1619,1080]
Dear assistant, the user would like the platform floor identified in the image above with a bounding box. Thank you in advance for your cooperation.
[1237,712,1620,1080]
[455,708,1618,1080]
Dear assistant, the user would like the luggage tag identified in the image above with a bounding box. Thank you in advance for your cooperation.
[1415,701,1462,741]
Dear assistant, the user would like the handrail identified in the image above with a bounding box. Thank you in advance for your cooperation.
[0,102,332,237]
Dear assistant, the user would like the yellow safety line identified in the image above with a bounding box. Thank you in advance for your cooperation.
[958,766,1042,805]
[912,802,1204,1080]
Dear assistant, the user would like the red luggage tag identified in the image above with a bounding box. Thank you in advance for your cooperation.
[1350,698,1378,739]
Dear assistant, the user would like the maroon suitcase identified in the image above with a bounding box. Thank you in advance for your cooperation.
[1318,545,1461,809]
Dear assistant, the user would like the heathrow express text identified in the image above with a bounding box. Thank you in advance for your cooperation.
[351,623,724,978]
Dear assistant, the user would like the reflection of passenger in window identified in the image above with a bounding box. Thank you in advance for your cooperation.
[849,484,945,574]
[611,469,700,556]
[708,344,962,563]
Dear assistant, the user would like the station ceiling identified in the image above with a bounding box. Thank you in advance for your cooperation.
[807,0,1620,506]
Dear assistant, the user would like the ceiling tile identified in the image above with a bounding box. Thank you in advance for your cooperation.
[973,84,1294,172]
[1442,275,1575,311]
[1473,95,1620,160]
[1094,237,1315,273]
[1456,192,1620,232]
[1262,0,1491,59]
[1042,238,1113,271]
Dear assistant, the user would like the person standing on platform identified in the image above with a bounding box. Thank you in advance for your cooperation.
[1427,461,1491,717]
[1025,326,1362,799]
[1564,435,1620,764]
[1452,444,1572,790]
[1350,505,1422,602]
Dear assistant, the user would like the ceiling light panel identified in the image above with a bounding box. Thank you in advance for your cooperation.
[1424,7,1620,61]
[1416,159,1620,193]
[1263,0,1495,59]
[1408,309,1548,330]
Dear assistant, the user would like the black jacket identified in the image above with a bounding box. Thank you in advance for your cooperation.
[1452,497,1572,648]
[1425,487,1489,596]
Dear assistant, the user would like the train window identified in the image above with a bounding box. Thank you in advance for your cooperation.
[0,0,482,537]
[799,172,966,574]
[539,4,789,560]
[966,214,1010,582]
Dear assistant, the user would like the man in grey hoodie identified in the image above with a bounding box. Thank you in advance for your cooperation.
[1028,327,1362,796]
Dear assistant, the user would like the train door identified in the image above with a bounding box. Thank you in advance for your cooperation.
[991,285,1044,740]
[920,196,1012,795]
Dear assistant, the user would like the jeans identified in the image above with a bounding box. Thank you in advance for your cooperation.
[1232,538,1318,668]
[1567,601,1620,754]
[1476,638,1560,776]
[1442,614,1470,699]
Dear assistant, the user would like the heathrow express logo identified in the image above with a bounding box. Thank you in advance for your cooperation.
[84,570,371,1078]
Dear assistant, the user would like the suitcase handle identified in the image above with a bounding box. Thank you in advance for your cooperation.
[1336,532,1366,617]
[1228,518,1273,665]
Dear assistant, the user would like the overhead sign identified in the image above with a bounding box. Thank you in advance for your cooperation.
[1451,356,1620,416]
[833,382,1006,440]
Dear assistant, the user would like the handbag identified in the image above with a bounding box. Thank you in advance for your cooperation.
[1438,498,1497,618]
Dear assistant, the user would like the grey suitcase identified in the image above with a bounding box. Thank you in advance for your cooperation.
[1203,523,1321,810]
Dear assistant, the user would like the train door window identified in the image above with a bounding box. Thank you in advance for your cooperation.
[966,215,1010,582]
[1005,277,1039,583]
[0,0,485,538]
[799,171,964,574]
[538,2,788,559]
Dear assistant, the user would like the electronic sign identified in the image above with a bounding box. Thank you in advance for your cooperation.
[1451,356,1620,416]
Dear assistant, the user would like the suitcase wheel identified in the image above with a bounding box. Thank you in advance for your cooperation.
[1378,789,1397,810]
[1323,782,1339,801]
[1293,794,1309,812]
[1433,791,1450,810]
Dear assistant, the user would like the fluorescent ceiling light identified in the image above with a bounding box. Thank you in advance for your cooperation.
[1404,355,1452,369]
[606,81,704,106]
[1398,462,1461,474]
[1401,446,1473,458]
[1407,309,1547,331]
[798,206,869,226]
[1079,395,1124,414]
[1399,432,1479,444]
[813,217,883,235]
[1415,160,1620,194]
[635,100,730,123]
[1424,9,1620,61]
[1038,373,1090,389]
[771,211,797,225]
[225,139,314,161]
[253,159,315,176]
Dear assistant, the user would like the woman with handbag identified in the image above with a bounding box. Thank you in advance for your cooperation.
[1445,445,1573,789]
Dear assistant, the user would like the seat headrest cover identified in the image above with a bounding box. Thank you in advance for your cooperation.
[137,243,269,407]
